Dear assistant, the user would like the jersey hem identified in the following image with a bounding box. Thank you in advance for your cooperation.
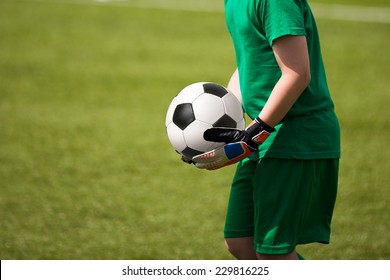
[259,151,341,160]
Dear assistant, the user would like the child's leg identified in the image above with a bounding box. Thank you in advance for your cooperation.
[224,158,257,260]
[225,237,257,260]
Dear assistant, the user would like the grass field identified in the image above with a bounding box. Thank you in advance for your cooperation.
[0,0,389,260]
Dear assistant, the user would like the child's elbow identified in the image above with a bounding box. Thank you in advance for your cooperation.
[302,71,311,87]
[301,70,311,88]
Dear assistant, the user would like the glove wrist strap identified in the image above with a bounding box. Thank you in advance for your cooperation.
[246,117,275,148]
[254,117,275,133]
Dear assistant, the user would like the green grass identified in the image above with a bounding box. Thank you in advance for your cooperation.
[0,0,389,259]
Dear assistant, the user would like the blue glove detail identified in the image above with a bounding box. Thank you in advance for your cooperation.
[224,143,246,160]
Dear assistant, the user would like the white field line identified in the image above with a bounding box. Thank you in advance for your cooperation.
[312,3,390,24]
[19,0,390,24]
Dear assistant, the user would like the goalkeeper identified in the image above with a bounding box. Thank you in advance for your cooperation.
[192,0,340,260]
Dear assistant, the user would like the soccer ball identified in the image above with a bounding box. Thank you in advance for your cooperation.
[165,82,245,159]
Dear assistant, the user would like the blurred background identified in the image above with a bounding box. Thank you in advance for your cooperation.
[0,0,389,259]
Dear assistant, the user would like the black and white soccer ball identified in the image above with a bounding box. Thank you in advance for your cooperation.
[165,82,245,159]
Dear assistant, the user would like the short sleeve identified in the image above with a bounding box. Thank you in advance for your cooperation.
[258,0,306,46]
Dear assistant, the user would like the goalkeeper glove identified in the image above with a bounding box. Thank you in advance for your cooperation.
[192,117,275,170]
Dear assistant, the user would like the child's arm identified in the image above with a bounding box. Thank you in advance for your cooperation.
[227,68,242,104]
[259,35,311,127]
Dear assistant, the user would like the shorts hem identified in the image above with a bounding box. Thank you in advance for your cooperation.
[298,237,330,245]
[255,239,330,255]
[255,244,296,255]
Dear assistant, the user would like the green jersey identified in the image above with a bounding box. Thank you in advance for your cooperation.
[225,0,340,159]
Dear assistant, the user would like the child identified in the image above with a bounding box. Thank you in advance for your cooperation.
[192,0,340,260]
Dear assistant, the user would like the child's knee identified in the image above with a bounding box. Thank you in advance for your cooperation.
[224,237,257,260]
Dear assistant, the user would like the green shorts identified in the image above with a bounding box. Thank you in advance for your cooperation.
[224,157,339,255]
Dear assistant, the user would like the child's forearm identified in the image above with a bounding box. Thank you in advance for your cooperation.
[227,68,242,104]
[259,70,310,127]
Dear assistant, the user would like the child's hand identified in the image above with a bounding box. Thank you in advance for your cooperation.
[192,118,274,170]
